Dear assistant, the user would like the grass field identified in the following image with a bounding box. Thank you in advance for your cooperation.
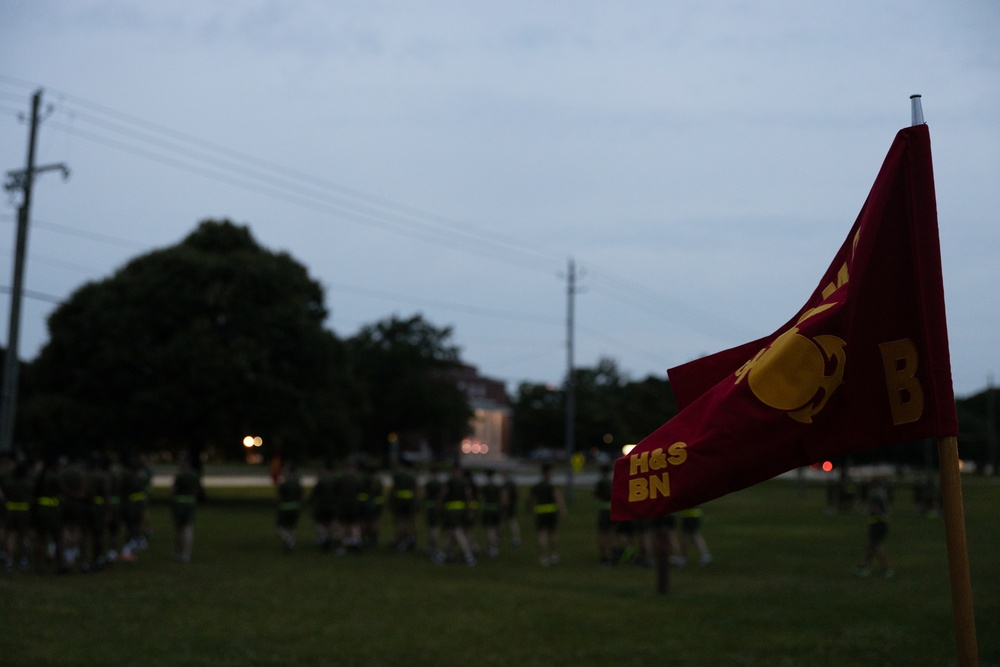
[2,474,998,666]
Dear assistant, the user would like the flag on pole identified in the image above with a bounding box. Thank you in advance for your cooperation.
[612,124,958,521]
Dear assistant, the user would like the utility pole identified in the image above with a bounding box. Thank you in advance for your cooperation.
[987,374,997,476]
[0,89,69,454]
[563,257,577,502]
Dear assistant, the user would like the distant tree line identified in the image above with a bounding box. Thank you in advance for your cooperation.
[7,220,471,464]
[1,219,996,473]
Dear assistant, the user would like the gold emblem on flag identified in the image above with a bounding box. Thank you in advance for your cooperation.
[735,323,846,424]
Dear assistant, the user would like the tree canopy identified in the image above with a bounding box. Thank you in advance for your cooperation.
[345,314,471,461]
[23,220,358,461]
[511,357,678,459]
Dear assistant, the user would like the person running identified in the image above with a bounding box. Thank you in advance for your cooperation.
[462,469,481,556]
[2,459,35,571]
[438,463,476,565]
[309,459,338,552]
[120,455,151,562]
[389,459,418,553]
[421,465,444,559]
[361,461,385,549]
[59,457,88,571]
[276,462,304,553]
[479,469,503,558]
[335,458,365,553]
[594,464,615,566]
[104,454,125,565]
[171,454,201,563]
[527,463,566,566]
[82,453,111,572]
[676,507,712,566]
[501,470,522,549]
[32,457,64,573]
[856,485,893,578]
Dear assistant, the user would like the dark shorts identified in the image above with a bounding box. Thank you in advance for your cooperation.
[338,500,364,524]
[33,505,62,534]
[481,510,501,528]
[443,509,465,530]
[681,516,702,534]
[277,509,300,529]
[535,512,558,531]
[86,504,108,532]
[123,501,147,527]
[62,497,86,527]
[313,508,335,524]
[4,507,31,532]
[391,499,416,518]
[869,520,888,545]
[173,503,196,527]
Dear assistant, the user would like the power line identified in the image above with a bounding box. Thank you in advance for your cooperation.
[0,286,63,304]
[1,76,750,382]
[325,280,561,325]
[24,87,567,274]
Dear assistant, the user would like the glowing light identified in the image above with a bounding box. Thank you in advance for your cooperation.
[603,433,614,444]
[243,436,254,448]
[622,444,636,456]
[253,436,263,447]
[822,461,834,472]
[460,438,490,455]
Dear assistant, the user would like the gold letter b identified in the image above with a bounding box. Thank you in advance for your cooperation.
[879,338,924,425]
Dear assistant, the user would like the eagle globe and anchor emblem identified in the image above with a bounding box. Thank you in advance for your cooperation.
[735,305,847,424]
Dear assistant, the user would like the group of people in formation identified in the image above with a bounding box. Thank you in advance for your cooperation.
[593,464,713,569]
[269,459,568,567]
[0,452,156,574]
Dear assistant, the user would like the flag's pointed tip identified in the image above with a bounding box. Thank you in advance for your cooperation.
[910,95,925,126]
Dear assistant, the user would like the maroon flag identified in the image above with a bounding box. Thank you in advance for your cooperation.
[612,124,958,521]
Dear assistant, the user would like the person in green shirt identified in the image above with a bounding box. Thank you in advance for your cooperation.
[172,454,201,563]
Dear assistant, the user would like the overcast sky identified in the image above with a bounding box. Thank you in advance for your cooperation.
[1,1,998,400]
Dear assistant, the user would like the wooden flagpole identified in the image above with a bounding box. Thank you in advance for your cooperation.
[937,436,978,667]
[910,94,978,665]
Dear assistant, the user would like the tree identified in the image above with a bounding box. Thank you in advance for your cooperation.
[511,381,564,457]
[512,358,679,460]
[345,313,471,461]
[23,219,359,461]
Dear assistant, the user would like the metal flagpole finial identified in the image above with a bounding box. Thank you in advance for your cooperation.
[910,94,925,126]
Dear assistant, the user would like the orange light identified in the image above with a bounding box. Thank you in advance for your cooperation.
[822,461,834,472]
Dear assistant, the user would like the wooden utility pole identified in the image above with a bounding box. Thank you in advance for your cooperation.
[0,89,69,453]
[563,258,577,502]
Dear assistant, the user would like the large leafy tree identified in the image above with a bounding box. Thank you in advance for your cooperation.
[510,381,564,457]
[23,219,359,461]
[512,358,678,459]
[346,314,471,461]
